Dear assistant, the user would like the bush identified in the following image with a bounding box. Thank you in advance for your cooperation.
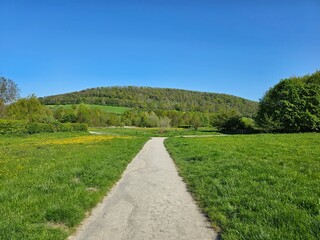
[57,122,74,132]
[0,120,88,135]
[0,119,28,135]
[58,123,88,132]
[27,122,55,134]
[70,123,88,132]
[220,117,257,134]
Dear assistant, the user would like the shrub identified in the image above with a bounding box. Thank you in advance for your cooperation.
[58,122,74,132]
[71,123,88,132]
[220,116,257,134]
[0,119,28,135]
[27,122,55,134]
[0,120,88,135]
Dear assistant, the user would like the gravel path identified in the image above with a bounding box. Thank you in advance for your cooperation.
[69,137,217,240]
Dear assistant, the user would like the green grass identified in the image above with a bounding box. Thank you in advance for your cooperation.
[165,133,320,240]
[46,104,131,114]
[89,126,220,137]
[0,132,147,239]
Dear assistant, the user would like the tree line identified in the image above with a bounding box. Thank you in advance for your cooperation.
[1,71,319,133]
[0,92,248,131]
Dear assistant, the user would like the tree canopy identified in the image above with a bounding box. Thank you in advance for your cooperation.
[256,71,320,132]
[6,95,53,123]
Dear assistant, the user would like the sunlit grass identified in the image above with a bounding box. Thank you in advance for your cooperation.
[40,135,132,145]
[0,132,147,239]
[89,126,220,137]
[165,133,320,240]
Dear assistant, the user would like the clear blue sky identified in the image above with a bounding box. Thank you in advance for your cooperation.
[1,0,319,101]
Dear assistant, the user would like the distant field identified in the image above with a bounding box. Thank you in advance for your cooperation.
[89,126,220,137]
[0,132,147,239]
[46,104,131,114]
[165,133,320,240]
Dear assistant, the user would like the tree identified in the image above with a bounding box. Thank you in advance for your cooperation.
[146,111,160,127]
[256,71,320,132]
[0,77,20,118]
[6,95,53,122]
[159,116,171,133]
[0,77,20,103]
[213,109,239,130]
[190,113,201,130]
[76,104,90,123]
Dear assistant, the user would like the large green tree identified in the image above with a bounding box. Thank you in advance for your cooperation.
[257,71,320,132]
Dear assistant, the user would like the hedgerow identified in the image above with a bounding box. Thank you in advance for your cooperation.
[0,119,87,135]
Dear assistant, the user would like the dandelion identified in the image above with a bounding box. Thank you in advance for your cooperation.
[39,135,132,145]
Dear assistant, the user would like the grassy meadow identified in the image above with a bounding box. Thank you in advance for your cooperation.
[2,126,319,240]
[46,104,131,114]
[165,133,320,240]
[0,132,147,239]
[89,126,220,137]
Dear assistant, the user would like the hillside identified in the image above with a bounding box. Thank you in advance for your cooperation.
[39,86,258,117]
[46,104,131,115]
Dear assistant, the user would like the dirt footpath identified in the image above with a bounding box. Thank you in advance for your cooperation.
[69,137,217,240]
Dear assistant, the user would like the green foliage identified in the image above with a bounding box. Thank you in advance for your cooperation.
[145,111,160,127]
[27,122,55,134]
[0,119,28,134]
[159,116,171,133]
[257,71,320,132]
[47,104,130,114]
[6,95,53,122]
[165,133,320,240]
[0,132,147,239]
[49,104,119,127]
[39,86,258,117]
[0,120,87,135]
[0,99,5,118]
[48,104,224,129]
[213,110,239,130]
[190,113,201,130]
[39,86,259,128]
[59,123,88,132]
[220,116,256,133]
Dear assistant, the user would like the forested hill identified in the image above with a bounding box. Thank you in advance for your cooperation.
[39,86,258,117]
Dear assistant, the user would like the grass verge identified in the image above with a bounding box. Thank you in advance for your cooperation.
[0,132,147,239]
[165,133,320,240]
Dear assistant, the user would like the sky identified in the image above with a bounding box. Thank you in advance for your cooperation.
[1,0,319,101]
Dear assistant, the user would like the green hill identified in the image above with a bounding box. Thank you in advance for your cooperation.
[46,104,130,115]
[39,86,258,117]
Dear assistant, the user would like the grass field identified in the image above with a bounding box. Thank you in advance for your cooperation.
[46,104,131,114]
[165,133,320,240]
[89,126,220,137]
[0,132,147,239]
